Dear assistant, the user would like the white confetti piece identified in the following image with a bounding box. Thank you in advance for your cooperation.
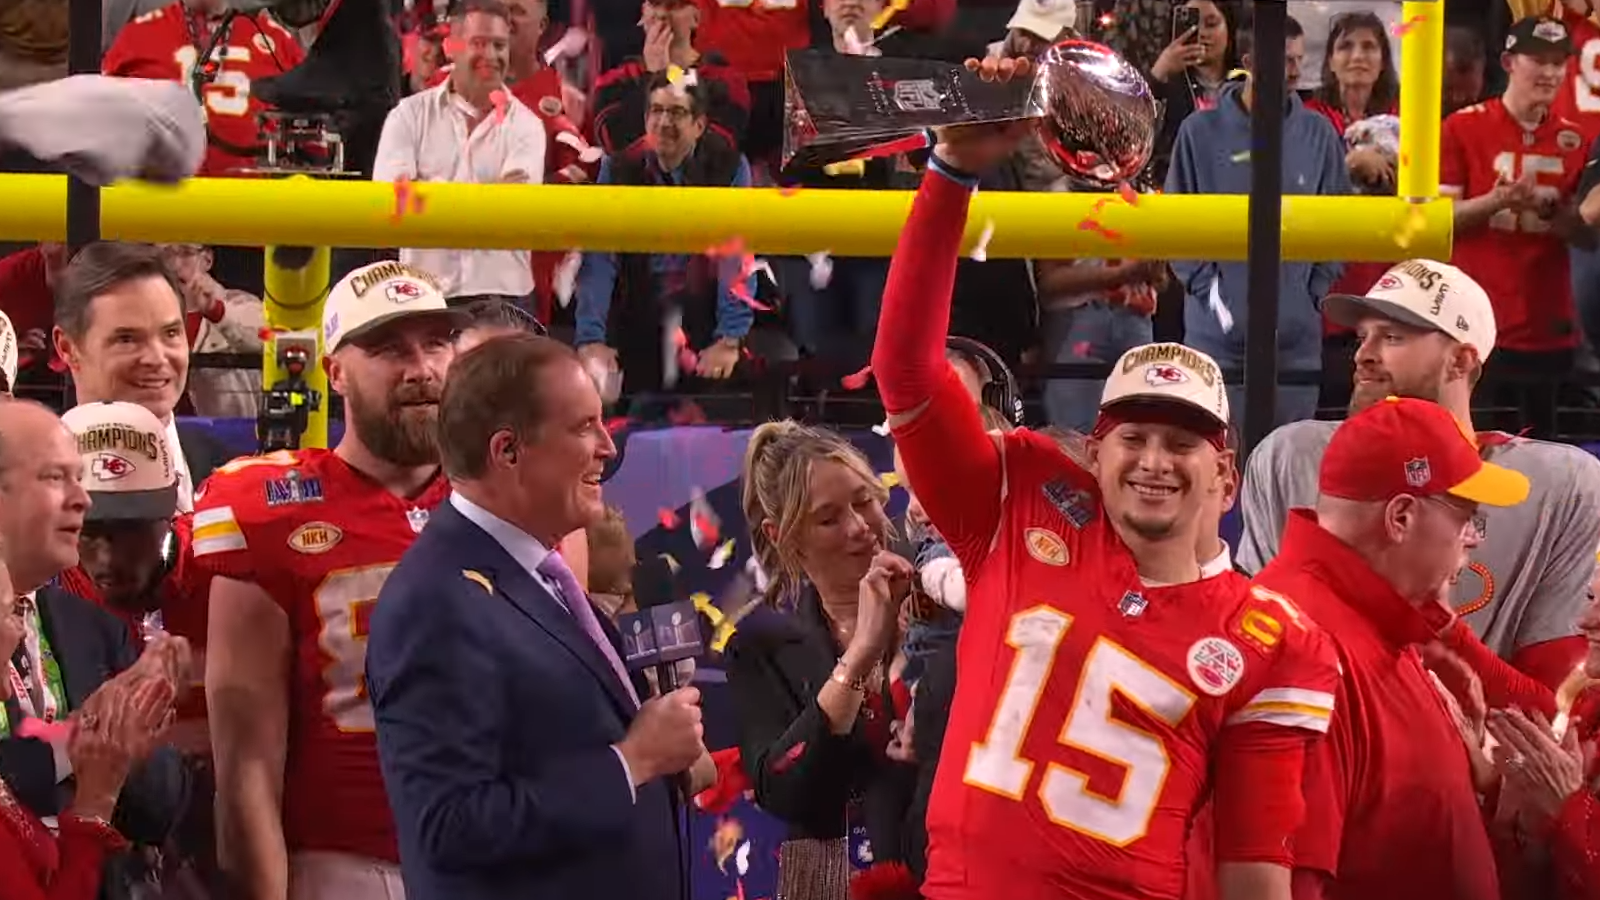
[708,539,736,570]
[1207,276,1234,334]
[543,27,588,65]
[969,219,995,262]
[807,250,834,289]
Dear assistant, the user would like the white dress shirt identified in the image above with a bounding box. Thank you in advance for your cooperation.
[165,415,193,513]
[372,80,547,299]
[448,491,637,798]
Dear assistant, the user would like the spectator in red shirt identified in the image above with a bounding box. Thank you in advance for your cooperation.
[1441,16,1594,438]
[594,0,750,155]
[1254,397,1530,900]
[0,244,66,354]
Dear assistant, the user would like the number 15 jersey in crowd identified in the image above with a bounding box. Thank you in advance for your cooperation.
[189,449,450,863]
[920,430,1341,900]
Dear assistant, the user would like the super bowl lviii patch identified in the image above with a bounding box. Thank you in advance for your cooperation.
[265,470,323,506]
[1042,480,1094,529]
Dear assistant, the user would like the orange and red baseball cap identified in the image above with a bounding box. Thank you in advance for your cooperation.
[1319,396,1529,506]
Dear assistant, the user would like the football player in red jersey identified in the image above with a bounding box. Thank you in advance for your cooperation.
[194,261,466,900]
[870,57,1340,900]
[102,0,304,177]
[1441,16,1592,406]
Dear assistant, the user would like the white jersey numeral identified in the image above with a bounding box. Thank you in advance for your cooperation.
[313,564,395,733]
[964,606,1198,846]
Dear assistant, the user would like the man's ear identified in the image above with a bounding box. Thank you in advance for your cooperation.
[52,325,78,374]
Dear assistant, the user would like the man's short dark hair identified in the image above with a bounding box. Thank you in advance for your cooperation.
[53,242,181,340]
[1234,16,1303,61]
[458,298,546,335]
[437,333,579,480]
[645,71,708,117]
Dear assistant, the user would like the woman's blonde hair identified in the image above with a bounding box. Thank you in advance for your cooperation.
[742,420,888,605]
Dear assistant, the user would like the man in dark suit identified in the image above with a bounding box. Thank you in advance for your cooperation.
[367,333,709,900]
[0,399,191,896]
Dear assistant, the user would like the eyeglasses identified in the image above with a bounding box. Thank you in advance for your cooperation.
[647,105,693,121]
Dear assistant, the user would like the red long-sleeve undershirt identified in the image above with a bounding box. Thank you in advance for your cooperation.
[873,165,1005,568]
[1443,620,1571,717]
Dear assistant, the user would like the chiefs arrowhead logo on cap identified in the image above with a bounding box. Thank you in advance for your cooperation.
[91,453,134,481]
[385,281,427,304]
[1144,363,1189,386]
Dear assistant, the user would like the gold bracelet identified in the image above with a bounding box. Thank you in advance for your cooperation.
[830,662,867,693]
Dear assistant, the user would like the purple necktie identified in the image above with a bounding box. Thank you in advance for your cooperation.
[538,551,639,707]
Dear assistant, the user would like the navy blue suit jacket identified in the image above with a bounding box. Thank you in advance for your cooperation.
[366,498,683,900]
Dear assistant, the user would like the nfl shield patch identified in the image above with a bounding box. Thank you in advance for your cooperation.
[1404,457,1431,488]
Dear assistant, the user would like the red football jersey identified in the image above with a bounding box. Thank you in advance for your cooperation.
[103,2,305,176]
[691,0,810,83]
[920,431,1340,900]
[60,514,212,645]
[1552,1,1600,141]
[188,449,450,863]
[1440,98,1587,353]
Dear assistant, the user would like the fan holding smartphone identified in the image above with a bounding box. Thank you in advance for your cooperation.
[1150,0,1234,92]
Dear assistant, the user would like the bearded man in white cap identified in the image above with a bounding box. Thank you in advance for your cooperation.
[1238,259,1600,712]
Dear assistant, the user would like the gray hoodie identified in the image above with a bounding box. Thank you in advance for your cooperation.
[1164,82,1349,371]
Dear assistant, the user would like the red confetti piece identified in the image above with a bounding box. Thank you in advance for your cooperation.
[1391,15,1424,38]
[1071,340,1092,358]
[692,513,720,548]
[778,185,802,197]
[489,89,508,124]
[604,416,631,435]
[1077,218,1123,242]
[1117,182,1139,205]
[1089,197,1113,214]
[1400,151,1411,168]
[443,36,466,58]
[658,508,680,529]
[258,327,274,341]
[48,357,67,373]
[841,365,872,390]
[16,717,70,742]
[391,175,426,222]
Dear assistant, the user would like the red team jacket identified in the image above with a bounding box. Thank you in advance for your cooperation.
[103,2,304,177]
[188,449,451,862]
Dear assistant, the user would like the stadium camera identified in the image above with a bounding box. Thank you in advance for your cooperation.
[258,331,323,453]
[227,0,401,178]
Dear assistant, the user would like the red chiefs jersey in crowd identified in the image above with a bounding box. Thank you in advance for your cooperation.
[1552,1,1600,140]
[103,3,304,176]
[188,449,450,862]
[919,431,1339,900]
[1441,98,1588,353]
[690,0,953,83]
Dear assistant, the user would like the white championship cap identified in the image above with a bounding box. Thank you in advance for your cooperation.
[1321,259,1496,361]
[321,261,466,352]
[1100,342,1229,431]
[1007,0,1076,41]
[63,401,178,521]
[0,309,18,392]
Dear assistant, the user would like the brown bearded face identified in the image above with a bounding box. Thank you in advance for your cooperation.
[345,366,442,467]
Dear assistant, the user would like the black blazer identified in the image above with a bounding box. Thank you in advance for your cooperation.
[0,586,190,843]
[174,421,232,486]
[724,590,916,861]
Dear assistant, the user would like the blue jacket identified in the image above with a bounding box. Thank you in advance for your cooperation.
[1164,83,1349,369]
[367,499,683,900]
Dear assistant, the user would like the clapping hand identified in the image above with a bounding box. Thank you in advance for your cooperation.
[1490,708,1588,828]
[852,551,914,661]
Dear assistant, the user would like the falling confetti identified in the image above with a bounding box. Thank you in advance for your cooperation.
[1072,340,1092,358]
[778,185,803,197]
[807,251,834,289]
[543,26,588,65]
[1089,197,1114,215]
[1391,14,1425,38]
[660,553,682,574]
[15,717,70,743]
[489,89,508,123]
[391,175,426,222]
[690,488,721,549]
[443,36,466,58]
[1393,203,1428,250]
[969,219,996,261]
[879,471,901,489]
[842,28,868,55]
[1077,218,1123,242]
[870,0,910,31]
[871,419,891,437]
[658,508,681,529]
[604,416,630,435]
[842,365,873,390]
[1117,182,1139,205]
[709,539,736,570]
[1230,150,1250,163]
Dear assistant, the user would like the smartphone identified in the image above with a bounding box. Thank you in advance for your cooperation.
[1172,5,1200,43]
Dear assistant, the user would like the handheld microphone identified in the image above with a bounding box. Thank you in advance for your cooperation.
[648,601,705,693]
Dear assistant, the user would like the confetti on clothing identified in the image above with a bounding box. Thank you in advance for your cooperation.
[969,219,995,261]
[842,365,873,390]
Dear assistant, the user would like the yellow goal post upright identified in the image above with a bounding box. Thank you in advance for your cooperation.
[0,0,1446,449]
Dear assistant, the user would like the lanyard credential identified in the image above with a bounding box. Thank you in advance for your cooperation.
[0,601,66,738]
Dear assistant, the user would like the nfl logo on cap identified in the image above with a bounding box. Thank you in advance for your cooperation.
[1404,457,1431,488]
